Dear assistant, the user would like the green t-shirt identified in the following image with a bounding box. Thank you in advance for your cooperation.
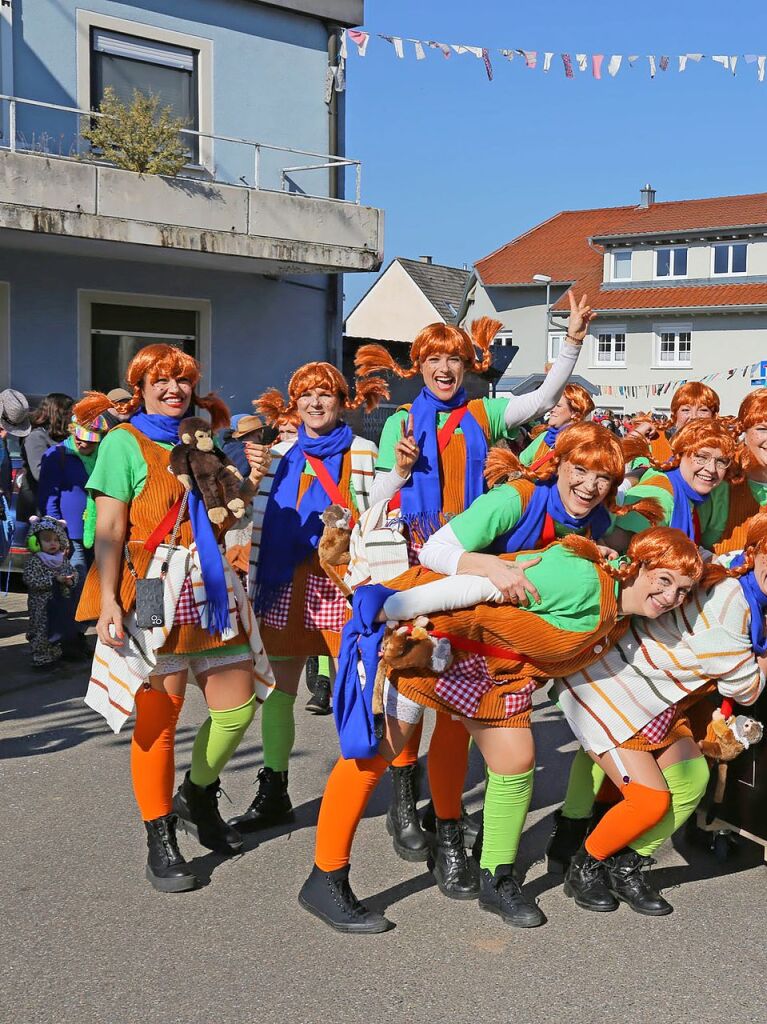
[376,398,513,472]
[618,469,729,549]
[504,542,605,634]
[519,433,547,468]
[449,483,588,552]
[87,428,168,503]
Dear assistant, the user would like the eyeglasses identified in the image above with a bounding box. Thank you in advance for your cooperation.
[690,453,731,471]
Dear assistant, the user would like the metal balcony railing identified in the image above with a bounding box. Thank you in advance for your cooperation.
[0,93,362,204]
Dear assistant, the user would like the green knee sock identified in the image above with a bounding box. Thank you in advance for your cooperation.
[560,747,606,820]
[318,656,331,677]
[261,688,296,772]
[631,757,710,857]
[190,695,257,788]
[480,767,535,873]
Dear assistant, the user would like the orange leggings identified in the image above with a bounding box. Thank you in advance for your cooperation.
[130,686,184,821]
[390,713,470,820]
[315,754,388,871]
[585,781,671,861]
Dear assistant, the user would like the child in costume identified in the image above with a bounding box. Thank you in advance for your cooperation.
[352,290,595,877]
[229,362,386,833]
[75,347,274,894]
[298,526,702,934]
[518,382,595,469]
[23,516,78,667]
[552,516,767,915]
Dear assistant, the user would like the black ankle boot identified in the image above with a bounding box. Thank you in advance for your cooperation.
[564,846,619,912]
[430,817,480,899]
[305,675,332,715]
[144,814,198,893]
[173,771,243,854]
[386,765,429,862]
[422,800,481,848]
[604,849,673,916]
[546,810,592,874]
[227,767,295,832]
[479,864,546,928]
[298,864,392,934]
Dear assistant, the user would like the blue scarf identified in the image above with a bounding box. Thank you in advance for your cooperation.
[399,386,487,541]
[493,477,610,553]
[333,583,394,759]
[254,422,353,614]
[543,423,565,448]
[731,553,767,656]
[666,468,708,542]
[130,411,231,635]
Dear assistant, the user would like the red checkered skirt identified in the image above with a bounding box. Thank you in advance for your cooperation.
[259,553,351,658]
[173,576,202,626]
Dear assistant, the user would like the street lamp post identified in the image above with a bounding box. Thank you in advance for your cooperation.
[533,273,552,367]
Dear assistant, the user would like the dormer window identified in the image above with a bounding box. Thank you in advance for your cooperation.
[656,247,688,279]
[713,242,747,276]
[611,251,632,282]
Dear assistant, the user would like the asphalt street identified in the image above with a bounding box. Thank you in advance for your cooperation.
[2,591,766,1024]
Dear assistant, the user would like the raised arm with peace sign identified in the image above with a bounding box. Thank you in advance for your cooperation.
[566,289,597,345]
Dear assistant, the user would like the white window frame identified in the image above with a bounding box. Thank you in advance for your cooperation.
[548,331,566,362]
[654,246,689,281]
[77,290,212,394]
[711,242,748,278]
[590,324,627,368]
[653,322,692,369]
[76,10,214,173]
[492,331,514,349]
[611,250,633,282]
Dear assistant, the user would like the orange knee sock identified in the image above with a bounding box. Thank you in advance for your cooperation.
[427,713,470,819]
[314,754,388,871]
[130,687,184,821]
[585,781,671,861]
[390,718,423,768]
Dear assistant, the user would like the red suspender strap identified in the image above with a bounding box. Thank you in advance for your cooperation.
[144,496,185,554]
[529,446,556,472]
[387,407,469,513]
[429,629,532,666]
[305,454,357,526]
[692,507,702,546]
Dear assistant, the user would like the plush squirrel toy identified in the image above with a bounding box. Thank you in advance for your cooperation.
[169,416,252,526]
[371,617,453,721]
[699,704,764,803]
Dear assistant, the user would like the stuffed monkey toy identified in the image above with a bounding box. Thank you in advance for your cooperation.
[699,705,764,803]
[170,416,253,526]
[371,617,453,719]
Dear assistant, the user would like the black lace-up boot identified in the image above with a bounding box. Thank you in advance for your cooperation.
[227,767,294,832]
[479,864,546,928]
[173,771,243,854]
[564,846,619,912]
[144,814,198,893]
[305,674,332,715]
[298,865,392,934]
[546,810,592,874]
[421,800,481,848]
[386,765,429,861]
[604,848,673,916]
[430,817,480,899]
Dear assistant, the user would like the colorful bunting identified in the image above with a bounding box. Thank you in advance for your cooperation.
[594,362,763,399]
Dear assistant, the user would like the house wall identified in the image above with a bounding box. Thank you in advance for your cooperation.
[11,0,336,192]
[464,279,767,415]
[0,248,329,407]
[345,261,442,343]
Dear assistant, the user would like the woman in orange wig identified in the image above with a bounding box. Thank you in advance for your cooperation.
[519,382,595,469]
[713,387,767,552]
[649,381,720,463]
[76,344,274,893]
[228,361,387,833]
[297,527,702,933]
[352,291,595,877]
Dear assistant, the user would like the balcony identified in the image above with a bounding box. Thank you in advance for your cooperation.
[0,95,384,275]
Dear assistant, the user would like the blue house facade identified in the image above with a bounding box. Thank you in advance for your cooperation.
[0,0,381,409]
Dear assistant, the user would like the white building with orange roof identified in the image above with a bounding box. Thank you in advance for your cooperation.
[459,186,767,414]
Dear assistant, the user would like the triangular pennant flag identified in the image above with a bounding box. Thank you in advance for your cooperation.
[745,54,758,64]
[648,55,657,78]
[339,30,348,60]
[730,55,739,75]
[593,54,604,79]
[521,50,538,69]
[659,55,669,72]
[500,49,514,61]
[562,53,574,78]
[428,41,451,59]
[348,29,369,57]
[608,55,622,76]
[759,56,766,82]
[712,55,730,71]
[380,35,405,59]
[414,40,426,61]
[482,47,494,80]
[679,55,688,72]
[543,52,554,72]
[335,57,346,92]
[628,56,639,66]
[576,53,588,72]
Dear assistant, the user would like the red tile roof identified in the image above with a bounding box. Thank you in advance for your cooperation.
[475,191,767,313]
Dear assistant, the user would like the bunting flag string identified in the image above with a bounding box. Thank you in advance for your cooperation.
[595,363,763,400]
[338,29,767,84]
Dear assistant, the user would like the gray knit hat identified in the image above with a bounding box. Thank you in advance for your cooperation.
[0,389,31,436]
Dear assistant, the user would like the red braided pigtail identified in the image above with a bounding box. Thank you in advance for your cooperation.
[469,317,502,374]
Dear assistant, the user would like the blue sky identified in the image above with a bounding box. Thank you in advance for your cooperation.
[343,0,767,313]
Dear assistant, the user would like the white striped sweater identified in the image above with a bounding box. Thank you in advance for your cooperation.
[552,577,765,755]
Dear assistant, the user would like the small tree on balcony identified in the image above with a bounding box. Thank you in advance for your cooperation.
[81,87,188,176]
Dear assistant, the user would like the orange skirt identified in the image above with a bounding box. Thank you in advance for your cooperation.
[260,551,350,659]
[617,686,717,753]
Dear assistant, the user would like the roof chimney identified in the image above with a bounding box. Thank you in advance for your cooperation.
[419,255,433,264]
[640,183,656,209]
